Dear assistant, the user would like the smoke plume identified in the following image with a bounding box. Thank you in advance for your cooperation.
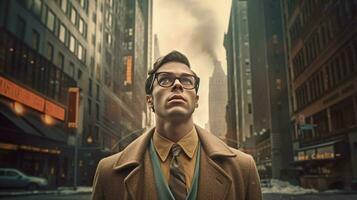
[164,0,220,63]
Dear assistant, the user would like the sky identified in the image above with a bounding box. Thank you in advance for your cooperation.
[153,0,232,127]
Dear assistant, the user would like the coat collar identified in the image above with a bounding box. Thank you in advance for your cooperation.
[113,127,155,171]
[113,125,236,200]
[113,125,235,170]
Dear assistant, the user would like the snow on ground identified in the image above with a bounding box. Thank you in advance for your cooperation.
[262,179,318,195]
[57,186,92,195]
[0,186,92,197]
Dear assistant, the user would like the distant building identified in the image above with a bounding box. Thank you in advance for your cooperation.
[282,0,357,190]
[225,0,292,180]
[208,61,227,139]
[247,0,292,179]
[224,0,253,148]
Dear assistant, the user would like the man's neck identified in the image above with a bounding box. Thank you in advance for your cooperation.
[155,117,194,143]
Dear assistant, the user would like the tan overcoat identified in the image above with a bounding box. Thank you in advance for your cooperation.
[91,125,262,200]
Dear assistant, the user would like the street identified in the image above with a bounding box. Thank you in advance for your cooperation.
[263,193,357,200]
[1,193,91,200]
[2,193,357,200]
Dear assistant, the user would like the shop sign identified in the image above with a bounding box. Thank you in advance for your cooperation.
[0,76,44,112]
[295,145,336,161]
[0,76,65,121]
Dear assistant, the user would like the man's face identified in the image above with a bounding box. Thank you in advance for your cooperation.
[147,62,199,121]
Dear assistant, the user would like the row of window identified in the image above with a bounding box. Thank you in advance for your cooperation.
[0,29,76,105]
[55,0,88,38]
[292,2,356,79]
[17,0,87,64]
[296,96,357,142]
[295,37,357,110]
[289,0,356,52]
[15,14,82,81]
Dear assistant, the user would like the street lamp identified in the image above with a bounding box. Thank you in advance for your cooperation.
[87,135,93,144]
[13,102,25,115]
[42,114,55,125]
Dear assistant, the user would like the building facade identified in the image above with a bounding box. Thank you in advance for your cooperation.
[224,0,253,149]
[247,0,292,179]
[208,61,227,139]
[282,0,357,190]
[0,0,152,187]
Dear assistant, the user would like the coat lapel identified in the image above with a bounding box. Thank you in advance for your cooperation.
[195,125,236,200]
[113,127,157,200]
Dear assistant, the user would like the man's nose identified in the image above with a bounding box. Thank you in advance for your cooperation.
[172,78,183,91]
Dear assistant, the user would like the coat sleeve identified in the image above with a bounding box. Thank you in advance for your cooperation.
[246,156,262,200]
[91,159,105,200]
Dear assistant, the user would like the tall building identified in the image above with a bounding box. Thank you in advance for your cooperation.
[282,0,357,190]
[208,61,227,139]
[0,0,88,187]
[225,0,292,179]
[247,0,292,179]
[224,0,253,148]
[0,0,152,187]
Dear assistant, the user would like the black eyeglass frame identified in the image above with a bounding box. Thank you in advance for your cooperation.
[148,72,200,92]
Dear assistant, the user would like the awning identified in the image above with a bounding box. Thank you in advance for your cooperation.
[0,101,68,144]
[297,138,345,151]
[0,105,42,137]
[23,115,68,143]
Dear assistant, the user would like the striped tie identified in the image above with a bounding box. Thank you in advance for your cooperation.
[169,144,187,200]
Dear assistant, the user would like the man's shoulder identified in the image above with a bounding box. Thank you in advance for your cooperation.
[227,146,254,163]
[97,152,123,170]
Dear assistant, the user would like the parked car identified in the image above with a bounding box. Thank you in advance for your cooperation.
[0,168,48,190]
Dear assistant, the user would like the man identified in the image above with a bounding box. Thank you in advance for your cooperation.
[91,51,262,200]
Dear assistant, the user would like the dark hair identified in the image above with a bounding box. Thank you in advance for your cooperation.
[145,50,200,94]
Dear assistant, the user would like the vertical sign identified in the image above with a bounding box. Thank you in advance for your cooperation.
[68,87,79,128]
[125,56,132,85]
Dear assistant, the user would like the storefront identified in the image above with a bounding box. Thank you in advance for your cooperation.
[0,75,74,188]
[294,138,351,190]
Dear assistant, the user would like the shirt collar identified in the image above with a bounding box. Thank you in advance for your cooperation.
[153,127,198,162]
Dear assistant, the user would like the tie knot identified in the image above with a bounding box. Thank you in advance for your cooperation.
[171,144,182,157]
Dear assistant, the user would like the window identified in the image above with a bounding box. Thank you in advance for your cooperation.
[79,17,84,33]
[92,34,96,46]
[46,9,55,32]
[128,28,133,36]
[96,103,100,120]
[31,30,40,51]
[69,35,75,52]
[78,69,82,79]
[57,52,64,70]
[128,42,132,50]
[89,79,93,96]
[92,12,97,23]
[70,6,77,25]
[61,0,67,13]
[96,84,100,100]
[33,0,42,17]
[46,42,54,61]
[16,16,26,40]
[248,103,252,114]
[69,62,75,78]
[88,98,92,115]
[59,23,66,43]
[90,57,95,77]
[78,43,83,61]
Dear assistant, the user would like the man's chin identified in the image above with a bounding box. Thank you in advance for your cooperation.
[166,109,191,121]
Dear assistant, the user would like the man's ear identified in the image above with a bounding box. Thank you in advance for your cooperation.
[146,95,153,108]
[146,95,154,111]
[195,95,199,108]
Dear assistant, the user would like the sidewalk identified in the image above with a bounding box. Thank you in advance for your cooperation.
[0,186,92,198]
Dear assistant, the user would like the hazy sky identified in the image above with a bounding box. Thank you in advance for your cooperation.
[153,0,232,127]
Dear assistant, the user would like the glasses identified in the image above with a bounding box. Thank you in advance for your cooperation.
[155,72,199,90]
